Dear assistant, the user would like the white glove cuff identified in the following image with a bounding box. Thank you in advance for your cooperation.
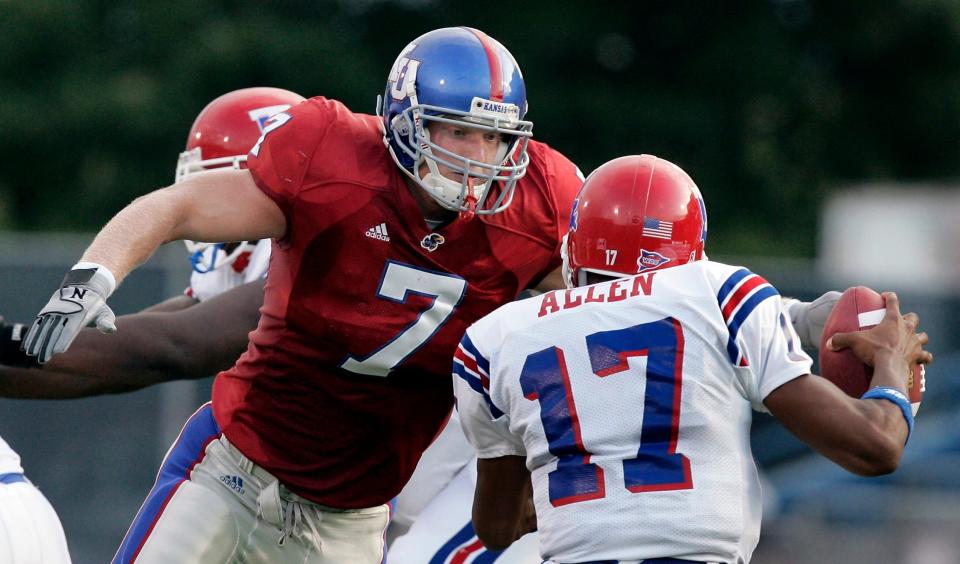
[71,262,118,297]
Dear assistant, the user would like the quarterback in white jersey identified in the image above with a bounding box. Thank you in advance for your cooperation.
[0,436,71,563]
[458,261,802,563]
[454,155,931,563]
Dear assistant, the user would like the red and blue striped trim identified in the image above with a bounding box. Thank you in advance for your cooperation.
[453,334,502,418]
[112,403,221,564]
[428,521,504,564]
[465,27,504,102]
[716,268,779,366]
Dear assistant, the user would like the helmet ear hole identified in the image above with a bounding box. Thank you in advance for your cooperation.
[577,270,591,288]
[391,115,410,136]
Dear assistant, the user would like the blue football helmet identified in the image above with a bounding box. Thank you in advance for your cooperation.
[378,27,533,215]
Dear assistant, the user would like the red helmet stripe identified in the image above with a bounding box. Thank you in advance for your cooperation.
[466,27,504,102]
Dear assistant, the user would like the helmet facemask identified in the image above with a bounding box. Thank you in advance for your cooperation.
[383,100,532,215]
[379,27,534,217]
[174,147,248,185]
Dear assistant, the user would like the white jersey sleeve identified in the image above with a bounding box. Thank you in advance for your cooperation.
[185,239,272,302]
[709,266,813,411]
[452,331,525,459]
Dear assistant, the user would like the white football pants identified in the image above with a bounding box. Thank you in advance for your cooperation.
[114,402,389,564]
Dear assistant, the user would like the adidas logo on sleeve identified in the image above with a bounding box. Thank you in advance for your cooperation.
[365,223,390,242]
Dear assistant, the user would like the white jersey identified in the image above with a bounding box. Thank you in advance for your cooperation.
[185,239,271,302]
[0,435,23,475]
[453,261,812,564]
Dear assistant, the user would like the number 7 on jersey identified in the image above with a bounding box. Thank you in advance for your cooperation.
[340,261,467,377]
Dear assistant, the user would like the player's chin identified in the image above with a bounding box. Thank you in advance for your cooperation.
[439,169,465,182]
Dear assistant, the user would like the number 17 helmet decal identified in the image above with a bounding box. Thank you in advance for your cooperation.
[379,27,533,216]
[563,155,708,288]
[175,87,305,273]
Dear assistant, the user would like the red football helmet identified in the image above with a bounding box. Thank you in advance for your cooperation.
[176,87,306,272]
[563,154,707,287]
[175,86,306,183]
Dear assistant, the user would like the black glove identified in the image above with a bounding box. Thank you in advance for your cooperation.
[0,317,41,368]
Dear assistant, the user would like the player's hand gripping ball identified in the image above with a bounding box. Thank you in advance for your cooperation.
[819,286,925,415]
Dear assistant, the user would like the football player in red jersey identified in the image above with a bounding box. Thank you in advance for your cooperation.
[0,87,299,564]
[23,27,584,563]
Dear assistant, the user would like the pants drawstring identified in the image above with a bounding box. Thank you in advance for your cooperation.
[276,490,323,553]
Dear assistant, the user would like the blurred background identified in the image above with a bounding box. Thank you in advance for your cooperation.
[0,0,957,562]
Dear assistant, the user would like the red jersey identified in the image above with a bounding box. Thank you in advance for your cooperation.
[212,97,582,508]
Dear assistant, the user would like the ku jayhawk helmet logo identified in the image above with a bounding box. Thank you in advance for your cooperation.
[636,249,671,273]
[421,233,445,252]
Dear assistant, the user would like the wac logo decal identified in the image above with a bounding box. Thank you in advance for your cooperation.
[636,249,671,273]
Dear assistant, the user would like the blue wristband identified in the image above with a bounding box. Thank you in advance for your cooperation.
[861,386,914,443]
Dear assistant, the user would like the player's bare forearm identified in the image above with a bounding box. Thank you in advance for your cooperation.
[0,280,263,399]
[81,169,285,285]
[80,189,188,285]
[473,456,533,550]
[765,292,932,476]
[764,374,905,476]
[141,294,199,313]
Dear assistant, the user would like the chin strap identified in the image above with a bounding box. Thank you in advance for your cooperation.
[459,193,478,221]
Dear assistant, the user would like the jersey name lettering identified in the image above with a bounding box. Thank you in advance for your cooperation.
[537,273,656,317]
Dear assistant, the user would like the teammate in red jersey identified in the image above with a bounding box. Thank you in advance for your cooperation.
[23,27,583,562]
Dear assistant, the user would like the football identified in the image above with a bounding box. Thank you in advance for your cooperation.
[818,286,925,415]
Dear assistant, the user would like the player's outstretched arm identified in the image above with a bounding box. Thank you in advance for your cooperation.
[0,279,263,399]
[23,169,283,364]
[764,293,931,476]
[140,294,199,313]
[783,290,842,349]
[82,169,284,282]
[473,456,535,550]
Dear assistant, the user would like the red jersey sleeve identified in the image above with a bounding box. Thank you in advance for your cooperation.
[246,97,333,234]
[531,143,584,282]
